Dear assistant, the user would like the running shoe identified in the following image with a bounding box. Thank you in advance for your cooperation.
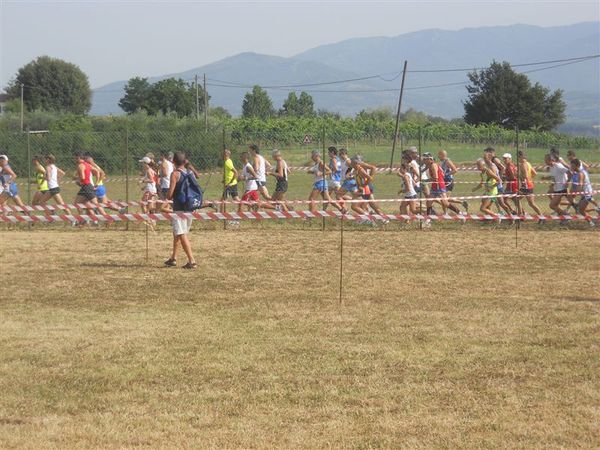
[182,262,198,270]
[462,200,469,212]
[164,258,177,267]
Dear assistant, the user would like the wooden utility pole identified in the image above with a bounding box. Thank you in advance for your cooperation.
[195,75,200,121]
[20,83,24,132]
[203,73,208,130]
[389,60,408,171]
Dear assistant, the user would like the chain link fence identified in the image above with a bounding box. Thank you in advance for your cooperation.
[0,126,598,231]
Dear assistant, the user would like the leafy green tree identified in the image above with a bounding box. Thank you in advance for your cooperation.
[119,77,151,114]
[464,61,566,131]
[280,91,315,117]
[242,85,274,119]
[209,106,231,119]
[147,78,196,116]
[6,56,91,114]
[297,92,315,117]
[118,77,208,117]
[356,107,394,122]
[279,92,298,116]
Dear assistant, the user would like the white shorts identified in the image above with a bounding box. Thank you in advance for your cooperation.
[329,180,341,190]
[172,217,193,236]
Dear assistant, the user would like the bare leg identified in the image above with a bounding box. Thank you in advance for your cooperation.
[179,234,195,264]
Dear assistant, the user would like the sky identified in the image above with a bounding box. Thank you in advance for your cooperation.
[1,0,598,90]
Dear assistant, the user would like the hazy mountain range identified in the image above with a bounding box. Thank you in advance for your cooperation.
[92,22,600,127]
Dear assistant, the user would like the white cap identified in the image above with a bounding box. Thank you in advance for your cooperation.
[138,156,151,164]
[502,153,512,159]
[0,154,7,161]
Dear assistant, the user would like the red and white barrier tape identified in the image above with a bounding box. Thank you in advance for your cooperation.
[13,162,600,185]
[1,210,598,224]
[2,189,598,213]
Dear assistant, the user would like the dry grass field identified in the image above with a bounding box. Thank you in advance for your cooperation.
[1,227,599,448]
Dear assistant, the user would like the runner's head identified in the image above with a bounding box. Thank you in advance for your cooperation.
[422,152,434,167]
[139,156,151,168]
[567,150,576,160]
[438,150,447,160]
[0,154,7,167]
[74,152,84,163]
[272,149,282,161]
[311,150,321,163]
[173,151,186,168]
[328,146,338,158]
[502,153,512,164]
[248,144,259,155]
[570,159,581,172]
[84,153,94,164]
[517,150,526,161]
[483,147,495,161]
[45,154,56,164]
[240,151,250,164]
[339,148,348,157]
[476,158,486,171]
[399,162,409,174]
[350,156,360,169]
[408,146,418,160]
[544,154,555,166]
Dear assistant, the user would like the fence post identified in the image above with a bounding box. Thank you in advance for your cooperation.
[125,128,130,231]
[26,129,31,206]
[322,126,326,231]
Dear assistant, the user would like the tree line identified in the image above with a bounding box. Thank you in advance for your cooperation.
[4,56,568,132]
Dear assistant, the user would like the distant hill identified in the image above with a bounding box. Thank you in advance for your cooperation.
[91,22,600,128]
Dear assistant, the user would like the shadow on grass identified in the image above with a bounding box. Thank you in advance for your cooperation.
[81,262,148,268]
[562,296,600,303]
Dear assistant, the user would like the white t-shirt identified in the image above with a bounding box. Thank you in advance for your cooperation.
[243,163,258,191]
[160,160,174,189]
[550,163,569,191]
[47,164,59,189]
[255,154,267,183]
[409,160,421,187]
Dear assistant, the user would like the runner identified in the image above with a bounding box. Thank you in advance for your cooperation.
[517,151,543,216]
[438,150,468,213]
[221,148,239,214]
[398,162,418,219]
[32,156,49,206]
[85,154,123,213]
[308,150,344,215]
[501,153,520,214]
[42,154,74,217]
[159,151,174,202]
[269,149,289,212]
[0,155,28,212]
[483,147,515,215]
[473,158,501,216]
[73,152,106,222]
[164,151,197,269]
[139,156,158,215]
[569,159,598,222]
[355,155,387,222]
[336,148,357,202]
[423,153,449,215]
[542,154,573,215]
[249,144,272,201]
[238,151,275,213]
[327,146,342,198]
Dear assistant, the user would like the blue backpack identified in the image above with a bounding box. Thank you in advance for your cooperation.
[176,169,203,211]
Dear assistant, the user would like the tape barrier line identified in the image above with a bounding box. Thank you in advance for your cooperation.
[13,162,600,185]
[2,189,599,214]
[1,210,598,224]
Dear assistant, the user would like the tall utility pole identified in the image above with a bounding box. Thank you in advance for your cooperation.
[20,83,24,132]
[203,73,208,131]
[389,60,408,171]
[195,74,200,121]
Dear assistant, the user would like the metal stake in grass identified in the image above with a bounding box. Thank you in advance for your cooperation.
[339,214,344,305]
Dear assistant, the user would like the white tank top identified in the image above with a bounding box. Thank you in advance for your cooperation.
[313,162,324,182]
[160,160,174,189]
[403,173,416,197]
[47,164,59,189]
[279,160,289,181]
[256,155,267,182]
[243,163,258,191]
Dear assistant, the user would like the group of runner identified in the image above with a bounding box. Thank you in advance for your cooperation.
[0,145,597,227]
